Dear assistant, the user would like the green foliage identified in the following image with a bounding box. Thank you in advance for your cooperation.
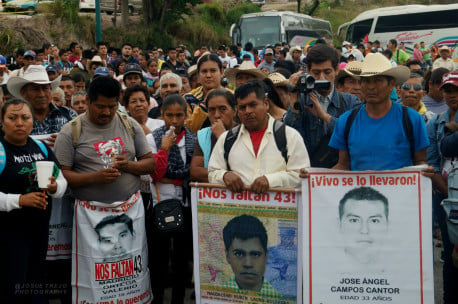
[196,2,226,25]
[0,28,23,55]
[46,0,79,21]
[225,2,261,25]
[102,25,173,51]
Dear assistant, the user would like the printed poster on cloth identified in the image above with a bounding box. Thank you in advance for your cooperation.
[72,191,152,304]
[191,185,302,304]
[302,168,433,304]
[31,134,73,260]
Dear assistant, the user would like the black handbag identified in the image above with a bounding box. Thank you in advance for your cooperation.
[309,133,339,168]
[152,199,184,234]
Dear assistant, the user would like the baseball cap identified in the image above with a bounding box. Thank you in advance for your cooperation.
[94,67,111,77]
[440,72,458,89]
[265,48,274,55]
[45,65,58,73]
[24,50,36,58]
[124,63,142,77]
[0,55,6,67]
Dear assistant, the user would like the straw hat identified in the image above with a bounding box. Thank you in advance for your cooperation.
[346,53,410,83]
[187,65,197,78]
[7,65,62,98]
[88,55,106,68]
[224,61,266,86]
[335,61,363,84]
[439,45,451,54]
[268,72,289,87]
[289,45,302,56]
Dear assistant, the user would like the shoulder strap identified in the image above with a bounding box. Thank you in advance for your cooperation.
[224,125,241,172]
[32,139,49,158]
[71,115,83,148]
[343,104,363,170]
[117,112,135,139]
[0,142,5,175]
[272,120,288,164]
[0,139,49,175]
[401,106,415,162]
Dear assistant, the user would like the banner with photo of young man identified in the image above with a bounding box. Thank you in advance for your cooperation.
[191,184,302,304]
[302,167,433,304]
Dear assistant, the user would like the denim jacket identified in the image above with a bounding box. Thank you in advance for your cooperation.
[283,89,361,153]
[426,109,450,172]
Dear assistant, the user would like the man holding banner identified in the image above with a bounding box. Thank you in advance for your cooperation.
[329,53,430,171]
[208,79,309,193]
[54,76,155,303]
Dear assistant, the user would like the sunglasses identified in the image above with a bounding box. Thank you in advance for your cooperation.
[401,83,422,91]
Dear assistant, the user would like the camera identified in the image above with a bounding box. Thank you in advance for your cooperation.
[298,73,331,94]
[293,73,332,111]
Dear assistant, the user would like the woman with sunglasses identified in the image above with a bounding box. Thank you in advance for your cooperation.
[399,74,434,122]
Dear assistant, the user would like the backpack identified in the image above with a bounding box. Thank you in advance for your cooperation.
[223,120,287,171]
[343,104,414,170]
[70,111,135,148]
[0,139,48,174]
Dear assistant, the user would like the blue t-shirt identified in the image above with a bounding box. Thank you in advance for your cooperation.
[329,102,429,171]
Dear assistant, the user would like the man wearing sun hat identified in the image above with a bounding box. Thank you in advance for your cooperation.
[258,48,276,73]
[225,60,266,88]
[329,52,430,171]
[10,50,36,77]
[7,65,76,143]
[433,46,456,72]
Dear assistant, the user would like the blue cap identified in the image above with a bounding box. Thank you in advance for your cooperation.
[24,50,36,58]
[94,66,110,77]
[45,64,58,73]
[0,55,6,67]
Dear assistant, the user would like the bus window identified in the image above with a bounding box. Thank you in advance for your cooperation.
[375,9,458,33]
[240,16,281,48]
[347,19,372,43]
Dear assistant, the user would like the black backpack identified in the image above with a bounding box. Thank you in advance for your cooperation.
[223,120,287,171]
[343,105,414,170]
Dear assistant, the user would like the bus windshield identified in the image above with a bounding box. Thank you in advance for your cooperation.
[239,16,281,48]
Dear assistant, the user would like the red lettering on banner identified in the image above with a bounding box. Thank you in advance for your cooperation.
[111,259,134,279]
[94,263,110,280]
[125,289,151,304]
[369,175,417,186]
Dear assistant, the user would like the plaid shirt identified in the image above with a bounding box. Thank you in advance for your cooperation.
[223,277,281,299]
[32,103,77,135]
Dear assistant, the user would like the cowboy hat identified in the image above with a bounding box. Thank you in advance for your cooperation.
[289,45,302,56]
[336,61,363,84]
[224,60,266,86]
[346,53,410,83]
[87,55,106,68]
[268,72,289,87]
[7,65,61,98]
[439,45,451,54]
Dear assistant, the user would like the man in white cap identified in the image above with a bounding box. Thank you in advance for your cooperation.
[7,65,77,145]
[329,53,430,171]
[433,46,456,72]
[225,60,266,88]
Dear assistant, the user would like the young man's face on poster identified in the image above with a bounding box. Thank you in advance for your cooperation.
[98,222,135,259]
[340,199,388,264]
[226,237,267,291]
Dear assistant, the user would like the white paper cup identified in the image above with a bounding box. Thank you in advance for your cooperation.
[36,161,54,189]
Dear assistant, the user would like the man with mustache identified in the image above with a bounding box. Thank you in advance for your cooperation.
[208,80,309,194]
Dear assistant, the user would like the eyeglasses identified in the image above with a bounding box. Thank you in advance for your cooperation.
[401,83,422,91]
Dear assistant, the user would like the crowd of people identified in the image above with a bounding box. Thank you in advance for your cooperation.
[0,37,458,304]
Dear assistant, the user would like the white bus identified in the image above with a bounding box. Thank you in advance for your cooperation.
[337,4,458,53]
[230,10,332,50]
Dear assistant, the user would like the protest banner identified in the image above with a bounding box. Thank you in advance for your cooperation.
[302,168,433,304]
[72,191,152,304]
[30,134,74,260]
[191,183,302,304]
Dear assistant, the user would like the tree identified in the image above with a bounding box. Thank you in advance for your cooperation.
[142,0,202,30]
[298,0,320,16]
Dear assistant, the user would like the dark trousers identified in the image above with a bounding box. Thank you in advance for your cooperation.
[433,190,458,303]
[148,207,193,304]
